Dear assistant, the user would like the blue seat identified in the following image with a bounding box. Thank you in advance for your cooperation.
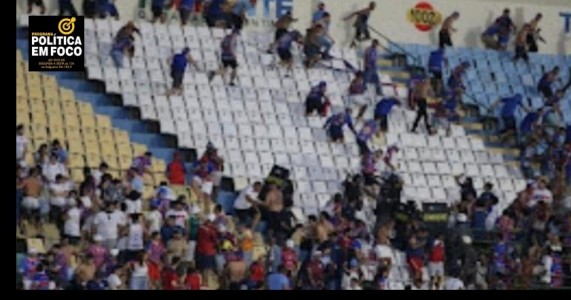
[216,191,237,215]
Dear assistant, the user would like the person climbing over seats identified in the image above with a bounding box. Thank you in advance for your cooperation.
[305,81,331,117]
[356,119,380,156]
[344,1,376,48]
[229,0,257,30]
[439,12,460,48]
[494,8,517,51]
[323,108,357,144]
[346,71,368,121]
[481,22,501,50]
[276,30,303,77]
[167,47,200,96]
[447,61,470,101]
[374,97,401,134]
[537,66,560,99]
[428,46,447,96]
[208,29,240,86]
[489,94,531,146]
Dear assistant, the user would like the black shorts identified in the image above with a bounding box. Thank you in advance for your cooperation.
[328,125,344,141]
[151,5,163,19]
[502,116,516,133]
[28,0,44,6]
[375,115,389,131]
[222,58,238,69]
[538,85,553,99]
[514,45,529,61]
[277,48,292,61]
[439,30,452,48]
[179,7,192,22]
[196,254,216,271]
[231,13,244,30]
[275,28,288,42]
[357,139,370,156]
[363,173,379,186]
[171,71,184,89]
[305,96,324,115]
[431,70,443,81]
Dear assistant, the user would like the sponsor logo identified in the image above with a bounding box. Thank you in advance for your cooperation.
[561,12,571,34]
[407,2,442,32]
[29,16,84,71]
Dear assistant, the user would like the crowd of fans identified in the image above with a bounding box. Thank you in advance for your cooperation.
[18,0,571,291]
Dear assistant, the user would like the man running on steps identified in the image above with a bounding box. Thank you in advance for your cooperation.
[537,66,560,99]
[276,30,303,77]
[363,39,383,96]
[346,71,368,121]
[267,11,297,54]
[439,12,460,48]
[305,81,331,117]
[428,46,447,96]
[168,47,200,96]
[208,29,240,86]
[410,78,434,134]
[513,24,531,64]
[355,119,380,156]
[344,2,376,48]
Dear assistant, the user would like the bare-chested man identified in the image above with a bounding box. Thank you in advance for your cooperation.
[514,24,531,63]
[225,251,247,290]
[411,78,435,134]
[20,167,43,215]
[439,12,460,48]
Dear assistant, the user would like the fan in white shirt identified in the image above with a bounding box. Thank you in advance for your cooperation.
[49,175,69,208]
[444,276,465,290]
[64,199,81,239]
[92,203,127,248]
[43,154,68,183]
[92,162,109,186]
[16,125,28,166]
[233,182,263,210]
[146,204,163,234]
[165,201,189,229]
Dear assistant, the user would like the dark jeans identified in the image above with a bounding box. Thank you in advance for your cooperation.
[59,0,78,16]
[412,109,431,132]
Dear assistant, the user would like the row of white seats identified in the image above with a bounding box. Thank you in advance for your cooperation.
[387,132,486,152]
[399,172,525,191]
[395,148,504,165]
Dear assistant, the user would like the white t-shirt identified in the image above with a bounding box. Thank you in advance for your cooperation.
[541,255,553,284]
[341,271,360,290]
[16,135,28,160]
[147,210,163,234]
[131,262,149,278]
[93,210,127,240]
[80,196,93,209]
[127,223,144,251]
[165,209,188,228]
[485,204,501,231]
[233,185,259,210]
[125,199,142,215]
[444,277,465,290]
[530,188,553,206]
[64,207,81,237]
[43,162,68,183]
[374,244,395,264]
[107,273,122,290]
[49,183,68,207]
[92,170,103,186]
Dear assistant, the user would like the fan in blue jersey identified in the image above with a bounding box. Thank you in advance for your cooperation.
[363,39,383,96]
[356,119,380,156]
[323,108,356,143]
[150,0,167,23]
[110,36,134,69]
[305,81,331,117]
[481,23,501,50]
[178,0,196,26]
[208,29,241,86]
[229,0,257,30]
[168,47,200,96]
[489,94,530,145]
[537,66,560,99]
[428,46,448,96]
[276,30,303,76]
[374,97,401,133]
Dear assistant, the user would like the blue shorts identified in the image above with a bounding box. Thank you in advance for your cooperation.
[328,125,344,141]
[196,254,215,271]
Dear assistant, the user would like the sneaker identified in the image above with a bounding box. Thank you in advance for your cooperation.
[229,82,236,86]
[207,71,215,82]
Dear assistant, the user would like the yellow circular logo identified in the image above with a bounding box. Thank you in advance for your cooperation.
[58,17,76,35]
